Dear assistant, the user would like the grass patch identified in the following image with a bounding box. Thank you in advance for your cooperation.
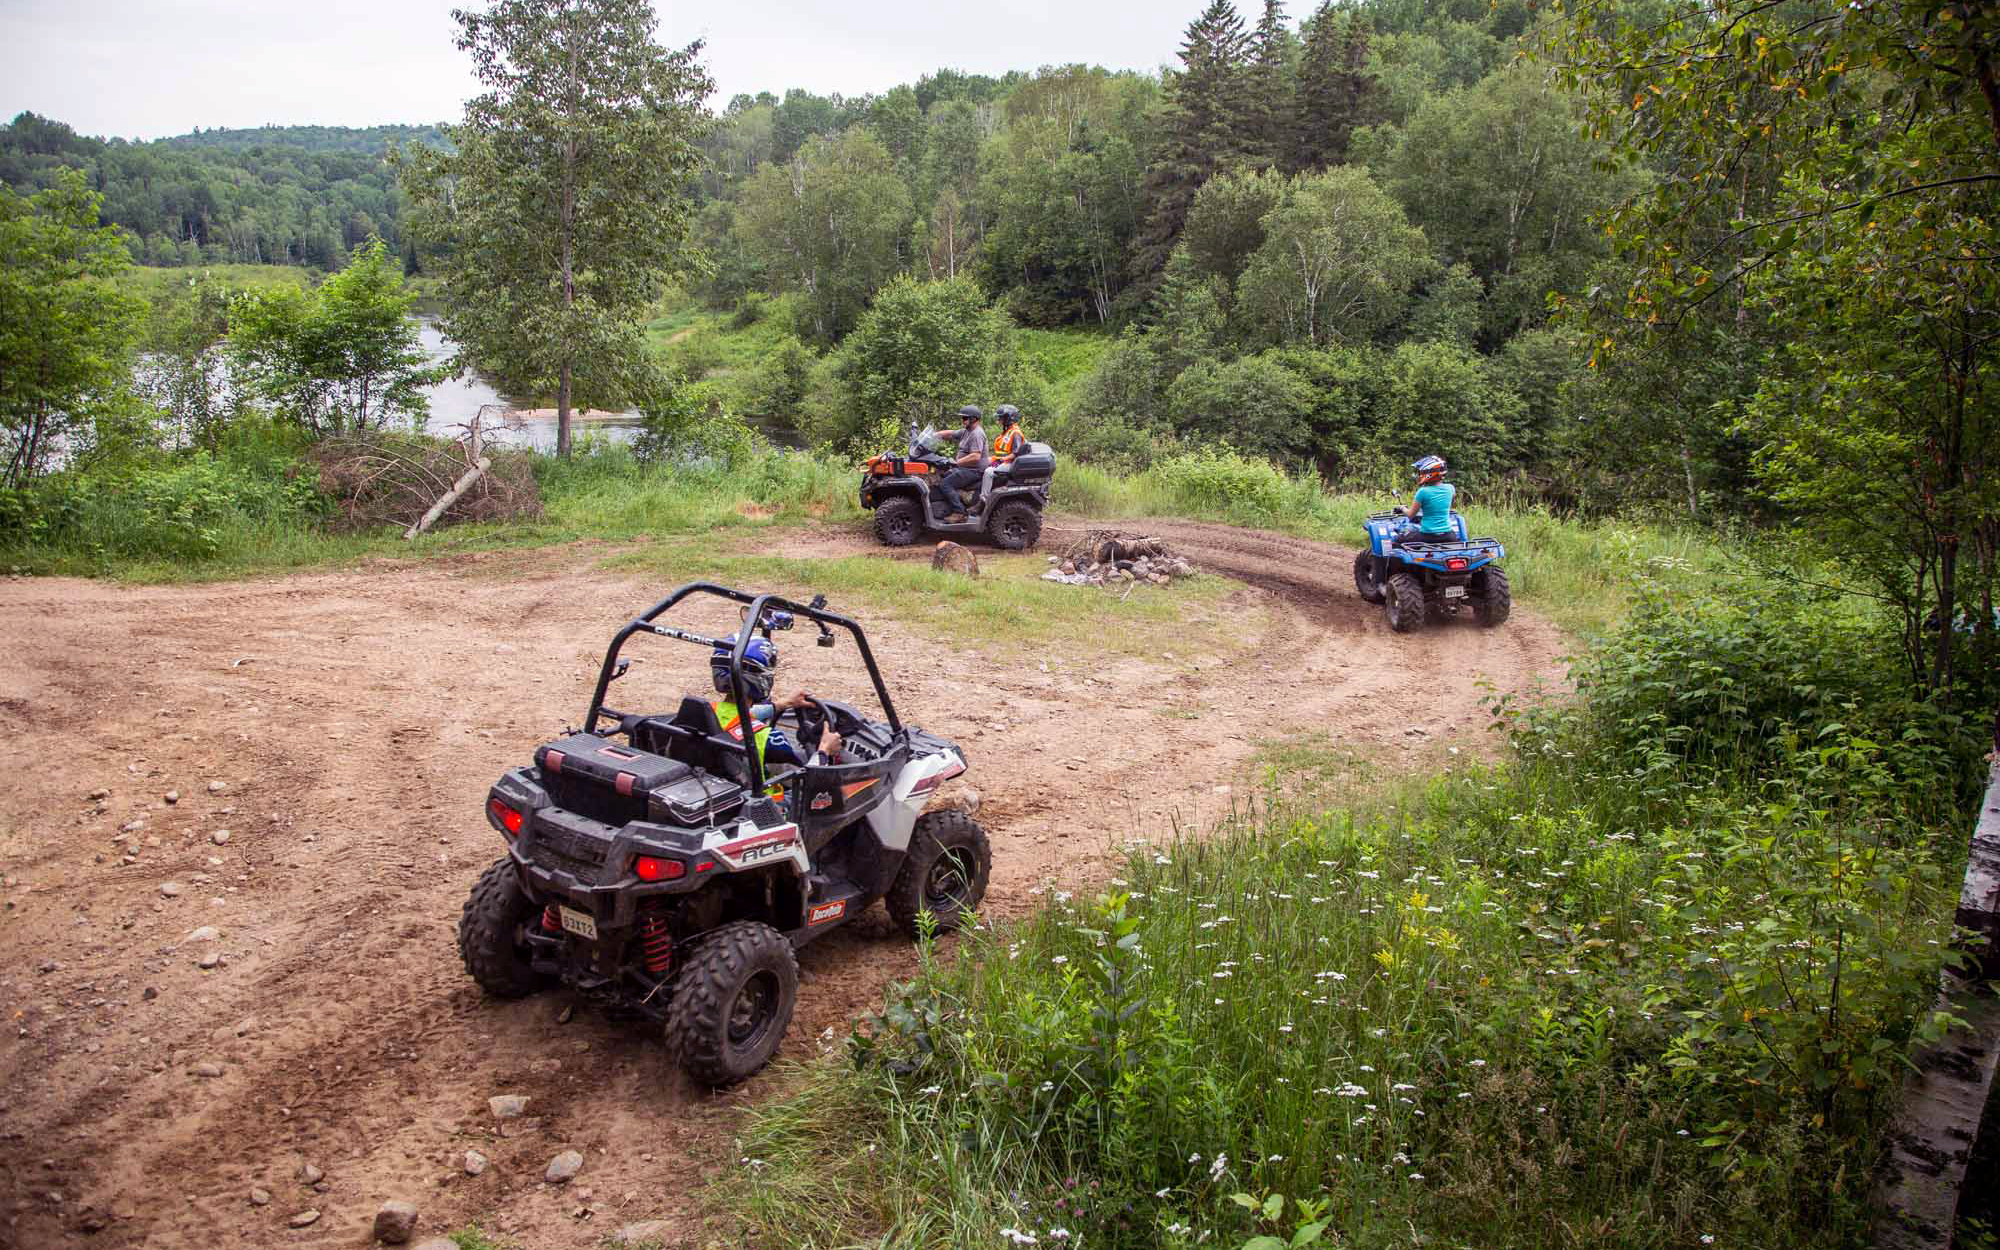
[115,263,308,300]
[602,544,1239,659]
[1018,326,1113,410]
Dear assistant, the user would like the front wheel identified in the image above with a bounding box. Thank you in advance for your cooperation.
[873,496,923,547]
[1385,572,1427,634]
[458,856,551,999]
[1472,565,1511,627]
[986,499,1042,551]
[666,921,799,1087]
[1353,550,1385,604]
[887,811,993,937]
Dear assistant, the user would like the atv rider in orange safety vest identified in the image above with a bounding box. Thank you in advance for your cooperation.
[710,635,842,789]
[991,405,1027,463]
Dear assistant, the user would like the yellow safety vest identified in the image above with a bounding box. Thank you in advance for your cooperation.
[713,700,784,799]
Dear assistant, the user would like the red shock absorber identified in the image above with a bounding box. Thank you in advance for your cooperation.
[541,903,561,933]
[639,911,673,976]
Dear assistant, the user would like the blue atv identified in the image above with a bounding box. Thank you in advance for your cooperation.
[1353,510,1510,633]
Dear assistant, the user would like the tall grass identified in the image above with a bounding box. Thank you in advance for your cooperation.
[729,580,1981,1250]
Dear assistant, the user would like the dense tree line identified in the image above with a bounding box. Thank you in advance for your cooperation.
[0,112,419,269]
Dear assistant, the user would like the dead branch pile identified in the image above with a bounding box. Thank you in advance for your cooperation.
[1042,530,1199,589]
[311,432,542,534]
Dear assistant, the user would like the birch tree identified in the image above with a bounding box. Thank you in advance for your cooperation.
[396,0,711,456]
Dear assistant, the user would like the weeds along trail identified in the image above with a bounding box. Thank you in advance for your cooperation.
[0,523,1564,1249]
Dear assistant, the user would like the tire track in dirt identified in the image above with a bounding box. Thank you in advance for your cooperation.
[0,522,1564,1249]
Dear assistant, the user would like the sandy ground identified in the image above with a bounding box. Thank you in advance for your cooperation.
[0,519,1565,1249]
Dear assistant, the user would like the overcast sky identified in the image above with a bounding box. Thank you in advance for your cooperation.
[0,0,1193,141]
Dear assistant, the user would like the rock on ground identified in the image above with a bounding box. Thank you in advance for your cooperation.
[931,541,979,576]
[545,1149,584,1183]
[614,1219,677,1246]
[462,1149,488,1176]
[288,1209,320,1228]
[488,1094,529,1118]
[373,1198,419,1244]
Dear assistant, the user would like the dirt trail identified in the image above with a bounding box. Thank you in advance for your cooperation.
[0,521,1564,1249]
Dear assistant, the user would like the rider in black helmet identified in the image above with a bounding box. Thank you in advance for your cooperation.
[934,404,988,521]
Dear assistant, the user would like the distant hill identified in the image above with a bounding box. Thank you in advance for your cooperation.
[155,123,450,156]
[2,112,448,270]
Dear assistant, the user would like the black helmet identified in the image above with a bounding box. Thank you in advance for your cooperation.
[996,404,1019,423]
[956,404,982,423]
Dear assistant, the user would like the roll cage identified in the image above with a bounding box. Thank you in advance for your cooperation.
[581,582,903,799]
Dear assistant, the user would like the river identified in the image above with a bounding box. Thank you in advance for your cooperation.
[415,318,806,452]
[415,317,644,452]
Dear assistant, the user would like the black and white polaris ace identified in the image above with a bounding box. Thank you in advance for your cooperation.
[859,422,1057,550]
[458,583,992,1086]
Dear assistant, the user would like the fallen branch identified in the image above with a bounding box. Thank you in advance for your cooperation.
[405,456,491,539]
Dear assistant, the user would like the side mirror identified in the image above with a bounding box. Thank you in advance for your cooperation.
[610,658,632,681]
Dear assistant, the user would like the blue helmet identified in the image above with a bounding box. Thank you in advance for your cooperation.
[1411,454,1447,484]
[711,634,778,704]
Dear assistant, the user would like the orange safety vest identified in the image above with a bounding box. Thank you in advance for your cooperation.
[993,425,1026,460]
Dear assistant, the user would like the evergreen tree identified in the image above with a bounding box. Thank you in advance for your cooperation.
[1128,1,1253,299]
[1244,0,1293,169]
[1289,4,1378,172]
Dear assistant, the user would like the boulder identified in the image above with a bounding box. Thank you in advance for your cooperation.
[373,1199,419,1244]
[931,541,979,577]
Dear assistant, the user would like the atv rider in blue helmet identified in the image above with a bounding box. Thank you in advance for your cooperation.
[709,634,842,788]
[1398,455,1457,547]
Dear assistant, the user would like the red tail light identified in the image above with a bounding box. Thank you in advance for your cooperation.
[633,855,685,882]
[487,798,523,837]
[1446,557,1468,571]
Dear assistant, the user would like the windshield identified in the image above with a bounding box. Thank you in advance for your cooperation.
[910,424,950,457]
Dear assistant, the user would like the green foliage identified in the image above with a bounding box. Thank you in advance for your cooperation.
[396,0,712,455]
[0,168,146,487]
[813,276,1015,453]
[735,576,1980,1250]
[1,112,424,269]
[0,418,326,569]
[1165,354,1314,462]
[738,129,912,344]
[1236,166,1433,347]
[226,238,439,436]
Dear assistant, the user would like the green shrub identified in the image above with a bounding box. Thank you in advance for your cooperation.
[1144,448,1297,519]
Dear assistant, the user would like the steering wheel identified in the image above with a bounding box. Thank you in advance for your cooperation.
[789,697,836,759]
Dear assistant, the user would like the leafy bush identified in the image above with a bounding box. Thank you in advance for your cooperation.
[1143,447,1298,519]
[1509,573,1980,820]
[0,420,326,565]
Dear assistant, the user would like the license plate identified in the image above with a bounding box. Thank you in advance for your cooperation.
[557,906,598,941]
[1444,586,1467,599]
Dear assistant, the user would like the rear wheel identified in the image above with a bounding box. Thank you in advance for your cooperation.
[458,856,551,999]
[1385,572,1427,634]
[874,496,923,547]
[887,811,993,937]
[666,921,798,1087]
[1353,550,1385,604]
[1472,565,1511,627]
[987,499,1042,551]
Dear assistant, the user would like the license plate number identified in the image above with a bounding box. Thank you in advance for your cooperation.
[557,906,598,941]
[1444,586,1467,599]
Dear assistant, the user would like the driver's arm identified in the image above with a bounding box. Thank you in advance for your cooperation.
[1405,498,1422,521]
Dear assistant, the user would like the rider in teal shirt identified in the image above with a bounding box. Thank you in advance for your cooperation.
[1401,454,1456,542]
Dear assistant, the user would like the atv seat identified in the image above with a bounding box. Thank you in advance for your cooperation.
[656,696,746,784]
